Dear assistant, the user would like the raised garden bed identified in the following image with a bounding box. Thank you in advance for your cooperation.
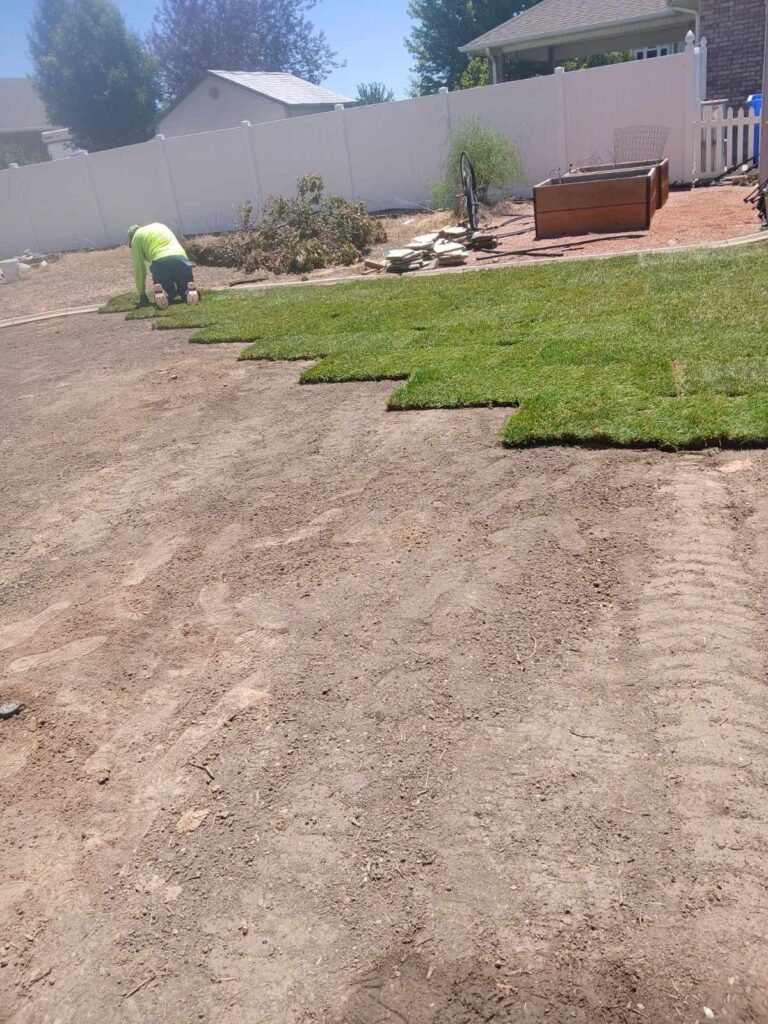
[568,158,670,207]
[534,161,666,239]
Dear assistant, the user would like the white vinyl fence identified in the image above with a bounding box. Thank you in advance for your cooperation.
[0,39,706,260]
[695,103,761,180]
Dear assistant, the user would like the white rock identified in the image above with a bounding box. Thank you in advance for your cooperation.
[0,258,20,283]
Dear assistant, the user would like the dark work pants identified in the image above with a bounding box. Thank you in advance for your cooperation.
[150,256,194,301]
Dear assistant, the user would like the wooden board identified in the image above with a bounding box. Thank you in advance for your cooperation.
[567,159,670,208]
[534,167,658,239]
[534,175,651,215]
[535,203,651,239]
[659,159,670,206]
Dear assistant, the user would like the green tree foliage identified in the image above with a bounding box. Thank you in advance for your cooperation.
[564,51,634,71]
[150,0,338,105]
[0,142,42,170]
[429,117,521,210]
[355,81,396,105]
[29,0,160,152]
[406,0,539,95]
[457,56,489,90]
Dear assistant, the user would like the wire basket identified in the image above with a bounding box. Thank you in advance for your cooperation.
[613,126,670,164]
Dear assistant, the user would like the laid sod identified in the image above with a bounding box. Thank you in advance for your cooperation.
[103,244,768,448]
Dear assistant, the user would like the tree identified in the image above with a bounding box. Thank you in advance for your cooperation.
[564,51,634,71]
[150,0,339,105]
[0,142,42,170]
[457,56,489,90]
[406,0,539,95]
[29,0,160,152]
[355,81,395,105]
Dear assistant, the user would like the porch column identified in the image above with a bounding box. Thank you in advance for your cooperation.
[487,49,506,84]
[760,0,768,182]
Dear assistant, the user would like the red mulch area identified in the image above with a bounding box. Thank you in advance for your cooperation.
[468,186,761,268]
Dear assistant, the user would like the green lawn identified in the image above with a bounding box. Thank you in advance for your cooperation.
[102,244,768,448]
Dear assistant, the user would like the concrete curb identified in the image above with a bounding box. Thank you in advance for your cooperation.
[0,304,101,331]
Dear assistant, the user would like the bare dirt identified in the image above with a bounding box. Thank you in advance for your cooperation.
[2,312,768,1024]
[0,188,760,321]
[466,185,761,267]
[0,250,235,320]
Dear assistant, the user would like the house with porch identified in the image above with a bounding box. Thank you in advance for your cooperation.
[461,0,765,104]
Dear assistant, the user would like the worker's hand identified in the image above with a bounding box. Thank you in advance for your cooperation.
[138,294,151,308]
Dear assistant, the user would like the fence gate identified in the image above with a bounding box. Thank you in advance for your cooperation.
[695,104,760,181]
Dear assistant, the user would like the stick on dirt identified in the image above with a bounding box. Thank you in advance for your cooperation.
[123,974,156,1000]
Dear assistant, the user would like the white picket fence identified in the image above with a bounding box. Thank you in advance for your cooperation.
[695,103,761,180]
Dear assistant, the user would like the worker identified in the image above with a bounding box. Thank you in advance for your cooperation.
[127,223,199,308]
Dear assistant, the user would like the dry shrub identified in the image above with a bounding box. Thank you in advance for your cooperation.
[187,174,387,275]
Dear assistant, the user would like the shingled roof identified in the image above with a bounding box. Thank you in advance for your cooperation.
[461,0,694,53]
[208,71,351,107]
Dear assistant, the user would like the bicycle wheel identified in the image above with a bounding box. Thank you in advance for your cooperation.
[460,151,479,233]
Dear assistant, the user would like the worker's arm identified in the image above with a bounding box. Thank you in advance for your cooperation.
[131,238,147,299]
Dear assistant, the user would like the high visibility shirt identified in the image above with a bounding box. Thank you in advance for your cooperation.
[131,223,187,296]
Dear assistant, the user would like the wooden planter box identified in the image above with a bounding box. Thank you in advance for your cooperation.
[534,163,664,240]
[568,158,670,207]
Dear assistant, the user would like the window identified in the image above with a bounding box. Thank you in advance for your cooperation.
[635,42,677,60]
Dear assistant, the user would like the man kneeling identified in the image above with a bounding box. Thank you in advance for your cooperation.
[127,222,199,309]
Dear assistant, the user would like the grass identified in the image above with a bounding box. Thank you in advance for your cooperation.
[102,243,768,448]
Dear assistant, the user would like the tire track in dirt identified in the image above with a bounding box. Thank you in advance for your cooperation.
[635,461,768,1007]
[336,458,768,1024]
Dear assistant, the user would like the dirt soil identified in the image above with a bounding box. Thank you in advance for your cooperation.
[2,313,768,1023]
[464,185,761,268]
[0,250,235,320]
[0,188,760,320]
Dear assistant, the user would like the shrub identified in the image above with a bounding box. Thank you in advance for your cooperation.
[186,175,387,275]
[0,142,41,170]
[429,117,521,211]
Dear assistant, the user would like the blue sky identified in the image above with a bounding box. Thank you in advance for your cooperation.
[0,0,415,98]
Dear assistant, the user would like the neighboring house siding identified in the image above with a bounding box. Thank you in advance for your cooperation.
[288,103,339,118]
[159,77,287,137]
[700,0,765,104]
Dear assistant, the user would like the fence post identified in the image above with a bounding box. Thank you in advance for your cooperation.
[553,66,568,172]
[153,134,185,236]
[8,163,42,254]
[684,31,698,182]
[241,121,264,211]
[439,85,453,138]
[760,0,768,183]
[81,153,110,247]
[336,104,356,201]
[699,35,708,101]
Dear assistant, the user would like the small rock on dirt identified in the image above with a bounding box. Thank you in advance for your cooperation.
[177,808,210,833]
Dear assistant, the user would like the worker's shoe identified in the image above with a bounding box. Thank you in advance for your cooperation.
[153,284,169,310]
[186,282,200,306]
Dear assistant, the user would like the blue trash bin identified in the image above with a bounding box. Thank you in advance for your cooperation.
[747,93,762,162]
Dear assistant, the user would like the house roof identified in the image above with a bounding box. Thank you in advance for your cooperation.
[462,0,696,53]
[208,71,352,107]
[0,78,59,133]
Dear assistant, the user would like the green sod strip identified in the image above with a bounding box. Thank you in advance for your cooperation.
[100,244,768,448]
